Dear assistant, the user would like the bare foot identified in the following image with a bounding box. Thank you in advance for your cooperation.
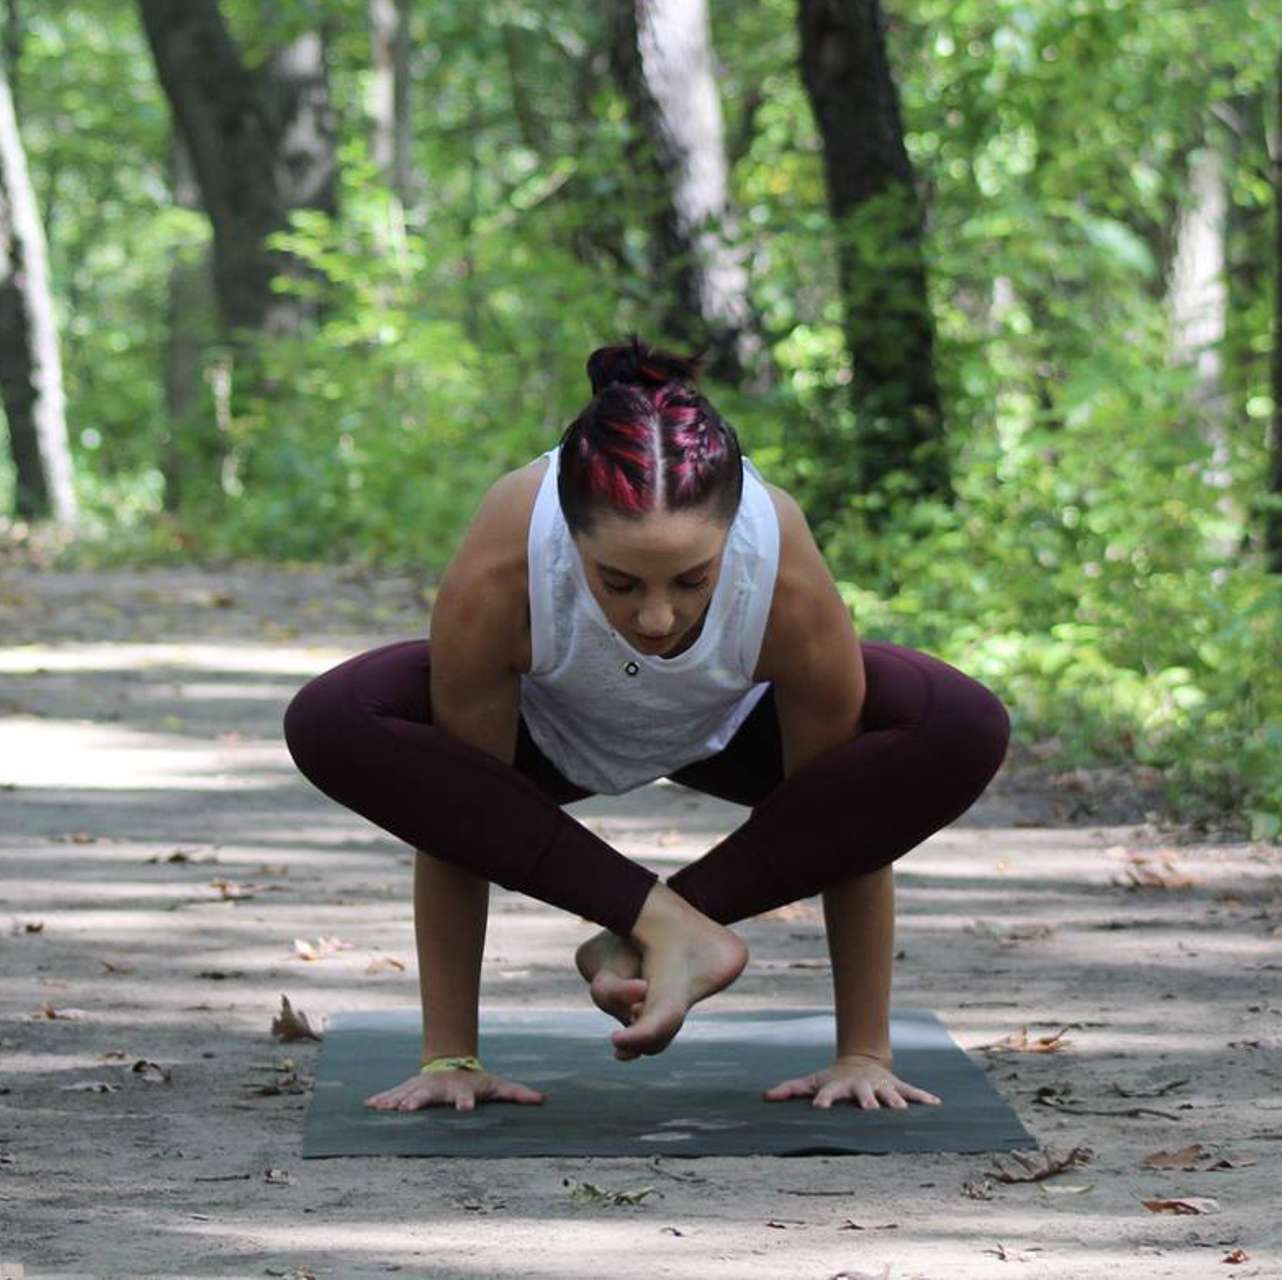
[576,929,648,1027]
[611,882,748,1061]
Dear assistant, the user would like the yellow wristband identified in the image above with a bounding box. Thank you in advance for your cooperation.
[420,1054,485,1074]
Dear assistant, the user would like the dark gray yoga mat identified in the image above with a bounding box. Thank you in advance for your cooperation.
[302,1007,1037,1158]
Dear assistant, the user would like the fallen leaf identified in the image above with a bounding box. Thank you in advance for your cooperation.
[210,878,254,900]
[1140,1143,1204,1170]
[1223,1248,1249,1263]
[152,848,204,863]
[292,935,354,961]
[1113,853,1196,890]
[1141,1196,1220,1215]
[365,954,406,974]
[980,1026,1072,1054]
[98,1049,129,1061]
[31,1003,86,1020]
[987,1146,1092,1184]
[562,1177,653,1206]
[270,994,322,1042]
[132,1060,172,1084]
[967,920,1055,945]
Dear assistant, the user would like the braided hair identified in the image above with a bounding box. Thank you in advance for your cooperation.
[557,333,744,537]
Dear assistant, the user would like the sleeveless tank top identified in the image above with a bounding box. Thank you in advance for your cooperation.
[518,444,781,795]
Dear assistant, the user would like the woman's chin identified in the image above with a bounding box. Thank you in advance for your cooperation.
[632,631,680,654]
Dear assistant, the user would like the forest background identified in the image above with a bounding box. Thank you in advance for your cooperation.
[2,0,1280,841]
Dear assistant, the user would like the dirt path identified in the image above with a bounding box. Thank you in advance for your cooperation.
[1,564,1278,1279]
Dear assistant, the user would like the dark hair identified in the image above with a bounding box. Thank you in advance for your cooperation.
[557,333,744,537]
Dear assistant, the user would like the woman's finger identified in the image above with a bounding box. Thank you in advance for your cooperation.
[899,1083,941,1105]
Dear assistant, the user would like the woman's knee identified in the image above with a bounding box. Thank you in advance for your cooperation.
[923,674,1011,792]
[282,673,356,785]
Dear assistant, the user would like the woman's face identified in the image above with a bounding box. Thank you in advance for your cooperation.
[573,505,730,657]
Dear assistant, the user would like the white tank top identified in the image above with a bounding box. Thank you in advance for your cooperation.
[518,445,780,795]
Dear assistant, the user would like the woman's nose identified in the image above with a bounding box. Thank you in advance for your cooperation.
[637,600,676,635]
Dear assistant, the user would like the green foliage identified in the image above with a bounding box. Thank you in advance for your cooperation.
[4,0,1280,838]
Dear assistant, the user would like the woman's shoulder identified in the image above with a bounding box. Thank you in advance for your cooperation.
[752,481,847,683]
[438,455,551,672]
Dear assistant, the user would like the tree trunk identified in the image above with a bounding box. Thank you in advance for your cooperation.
[1167,142,1234,520]
[610,0,768,388]
[161,132,218,514]
[137,0,338,339]
[0,61,76,526]
[797,0,950,524]
[1267,47,1282,572]
[369,0,415,205]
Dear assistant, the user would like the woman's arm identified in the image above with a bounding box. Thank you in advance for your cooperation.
[823,862,894,1064]
[415,849,489,1061]
[415,555,525,1059]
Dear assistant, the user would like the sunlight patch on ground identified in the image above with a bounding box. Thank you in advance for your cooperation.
[0,641,351,676]
[0,719,286,789]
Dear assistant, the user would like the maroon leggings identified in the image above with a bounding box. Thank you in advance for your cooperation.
[282,639,1009,937]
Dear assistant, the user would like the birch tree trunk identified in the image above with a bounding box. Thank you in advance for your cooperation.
[137,0,338,339]
[1167,142,1234,525]
[0,62,76,526]
[369,0,415,206]
[610,0,767,388]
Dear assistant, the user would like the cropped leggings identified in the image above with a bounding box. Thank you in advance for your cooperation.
[282,638,1010,938]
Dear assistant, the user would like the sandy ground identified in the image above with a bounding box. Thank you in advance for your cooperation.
[1,563,1279,1280]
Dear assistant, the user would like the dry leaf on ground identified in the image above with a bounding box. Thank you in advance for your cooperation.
[208,878,256,900]
[1140,1143,1204,1170]
[1112,852,1197,890]
[987,1145,1092,1184]
[365,954,405,974]
[292,936,354,961]
[269,994,321,1042]
[1223,1249,1249,1263]
[1141,1195,1220,1215]
[979,1025,1072,1053]
[32,1003,86,1020]
[131,1059,171,1084]
[562,1177,653,1206]
[967,920,1055,944]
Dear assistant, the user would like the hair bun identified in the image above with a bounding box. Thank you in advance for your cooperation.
[586,332,708,396]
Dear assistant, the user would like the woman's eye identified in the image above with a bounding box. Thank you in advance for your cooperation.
[601,577,708,594]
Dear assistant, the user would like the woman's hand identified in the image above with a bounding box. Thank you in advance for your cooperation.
[762,1053,941,1110]
[363,1068,546,1112]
